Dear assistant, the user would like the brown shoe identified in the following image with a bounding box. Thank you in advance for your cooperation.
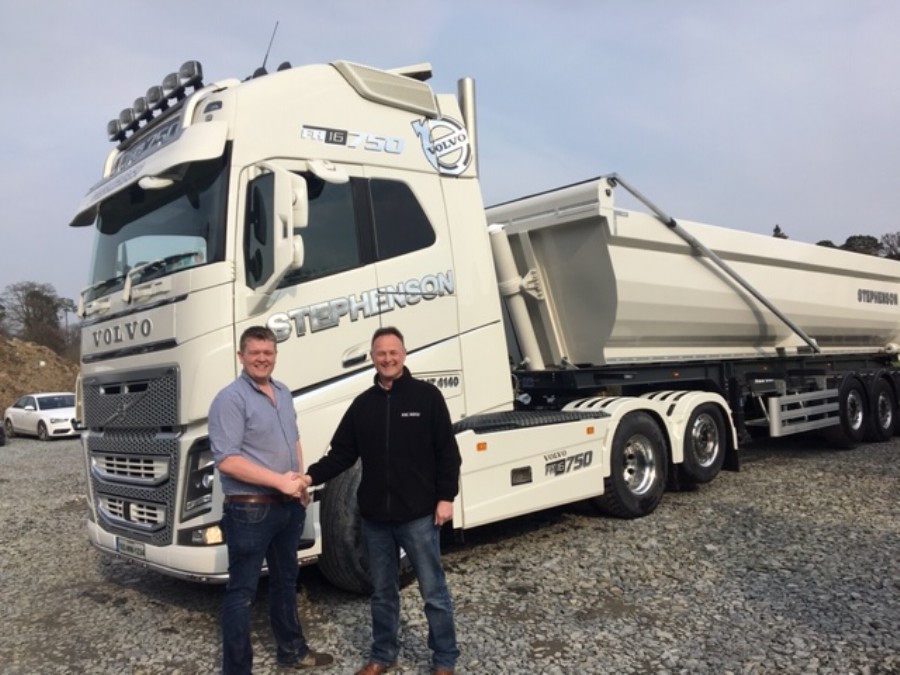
[354,663,396,675]
[279,648,334,669]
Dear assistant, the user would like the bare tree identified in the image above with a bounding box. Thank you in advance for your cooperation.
[0,282,71,354]
[880,232,900,260]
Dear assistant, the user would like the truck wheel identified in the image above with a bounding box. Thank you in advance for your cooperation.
[679,404,726,484]
[593,412,667,519]
[864,377,896,443]
[318,461,414,594]
[826,376,867,449]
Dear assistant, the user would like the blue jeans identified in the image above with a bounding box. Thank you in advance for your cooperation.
[220,500,308,674]
[362,514,459,670]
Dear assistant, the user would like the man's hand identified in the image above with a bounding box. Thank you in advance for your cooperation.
[434,500,453,527]
[279,472,305,497]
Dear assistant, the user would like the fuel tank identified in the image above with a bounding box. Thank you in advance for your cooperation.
[486,177,900,367]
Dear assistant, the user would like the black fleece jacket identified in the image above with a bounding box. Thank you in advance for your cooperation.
[306,367,461,522]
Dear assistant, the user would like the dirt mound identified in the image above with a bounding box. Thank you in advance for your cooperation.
[0,337,79,409]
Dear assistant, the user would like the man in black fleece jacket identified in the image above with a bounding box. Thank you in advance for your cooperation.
[302,326,461,675]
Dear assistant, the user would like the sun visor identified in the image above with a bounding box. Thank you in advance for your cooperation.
[70,120,228,227]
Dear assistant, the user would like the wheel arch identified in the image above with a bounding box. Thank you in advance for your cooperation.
[565,391,738,470]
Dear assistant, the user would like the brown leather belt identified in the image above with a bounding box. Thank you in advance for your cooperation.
[224,494,294,504]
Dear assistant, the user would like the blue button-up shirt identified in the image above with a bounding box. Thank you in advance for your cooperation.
[208,370,300,496]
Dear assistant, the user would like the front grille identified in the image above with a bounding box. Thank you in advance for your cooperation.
[82,366,178,429]
[92,453,169,485]
[82,365,181,547]
[98,495,166,533]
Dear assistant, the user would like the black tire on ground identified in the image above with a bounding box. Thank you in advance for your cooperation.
[317,460,414,594]
[593,412,667,519]
[864,377,896,443]
[825,376,868,450]
[678,404,727,485]
[4,418,15,438]
[37,422,49,442]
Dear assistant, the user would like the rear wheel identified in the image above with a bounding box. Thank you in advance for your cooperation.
[37,422,50,442]
[679,404,726,485]
[593,412,667,518]
[318,461,414,594]
[865,378,896,443]
[826,376,867,449]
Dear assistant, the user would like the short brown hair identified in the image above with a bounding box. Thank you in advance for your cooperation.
[240,325,277,353]
[371,326,405,348]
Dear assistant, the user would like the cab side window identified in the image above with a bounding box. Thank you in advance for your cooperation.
[370,179,436,260]
[279,174,362,288]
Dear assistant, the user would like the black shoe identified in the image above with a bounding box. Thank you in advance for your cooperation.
[279,649,335,669]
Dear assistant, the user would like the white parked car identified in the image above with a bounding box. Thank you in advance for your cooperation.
[4,392,79,441]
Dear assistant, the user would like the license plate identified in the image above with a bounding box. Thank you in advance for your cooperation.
[116,536,146,560]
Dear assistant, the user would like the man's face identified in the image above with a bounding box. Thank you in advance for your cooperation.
[238,337,277,384]
[371,334,406,383]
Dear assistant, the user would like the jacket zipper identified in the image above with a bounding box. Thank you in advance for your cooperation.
[384,391,391,517]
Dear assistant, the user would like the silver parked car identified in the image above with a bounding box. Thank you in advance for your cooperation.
[4,392,79,441]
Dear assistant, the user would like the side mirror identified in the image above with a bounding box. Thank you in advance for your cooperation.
[256,162,307,277]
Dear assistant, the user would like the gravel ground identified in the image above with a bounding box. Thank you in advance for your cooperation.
[0,434,897,674]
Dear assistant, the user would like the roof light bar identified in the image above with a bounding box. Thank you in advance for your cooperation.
[106,60,204,143]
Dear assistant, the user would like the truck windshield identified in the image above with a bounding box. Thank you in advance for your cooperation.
[83,155,228,303]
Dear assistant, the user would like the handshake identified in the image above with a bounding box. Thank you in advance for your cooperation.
[282,471,314,505]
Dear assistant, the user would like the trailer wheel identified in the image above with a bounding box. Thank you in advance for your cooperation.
[679,404,726,484]
[593,412,667,519]
[826,376,867,449]
[318,461,413,594]
[864,377,896,443]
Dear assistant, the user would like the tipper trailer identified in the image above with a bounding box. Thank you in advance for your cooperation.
[70,59,900,592]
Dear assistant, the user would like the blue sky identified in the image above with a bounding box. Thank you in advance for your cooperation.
[2,0,898,303]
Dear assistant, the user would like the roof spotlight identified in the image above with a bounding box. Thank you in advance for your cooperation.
[133,96,149,119]
[162,72,179,100]
[179,60,203,89]
[146,85,165,111]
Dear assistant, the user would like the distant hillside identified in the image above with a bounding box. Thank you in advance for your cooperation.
[0,337,79,409]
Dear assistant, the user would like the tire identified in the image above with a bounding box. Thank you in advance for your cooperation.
[679,404,726,484]
[37,422,50,442]
[593,412,667,519]
[4,418,14,439]
[317,461,414,594]
[825,376,867,449]
[864,378,896,443]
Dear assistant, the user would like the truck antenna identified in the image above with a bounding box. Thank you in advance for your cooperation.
[260,21,279,72]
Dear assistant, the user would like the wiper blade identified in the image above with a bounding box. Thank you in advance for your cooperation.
[123,251,202,302]
[80,274,126,302]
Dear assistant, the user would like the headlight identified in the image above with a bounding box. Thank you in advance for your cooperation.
[183,439,215,520]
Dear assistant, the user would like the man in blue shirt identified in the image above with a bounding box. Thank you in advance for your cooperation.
[209,325,333,674]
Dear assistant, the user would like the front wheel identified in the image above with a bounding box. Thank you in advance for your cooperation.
[37,422,50,442]
[593,412,667,519]
[4,418,15,439]
[318,461,414,594]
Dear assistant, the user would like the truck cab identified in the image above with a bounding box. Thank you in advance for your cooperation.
[71,60,510,585]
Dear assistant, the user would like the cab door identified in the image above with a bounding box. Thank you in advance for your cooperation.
[233,162,381,455]
[365,169,463,415]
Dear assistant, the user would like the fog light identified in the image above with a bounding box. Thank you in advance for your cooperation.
[178,524,223,546]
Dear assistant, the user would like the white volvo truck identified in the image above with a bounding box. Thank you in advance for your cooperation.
[70,60,900,592]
